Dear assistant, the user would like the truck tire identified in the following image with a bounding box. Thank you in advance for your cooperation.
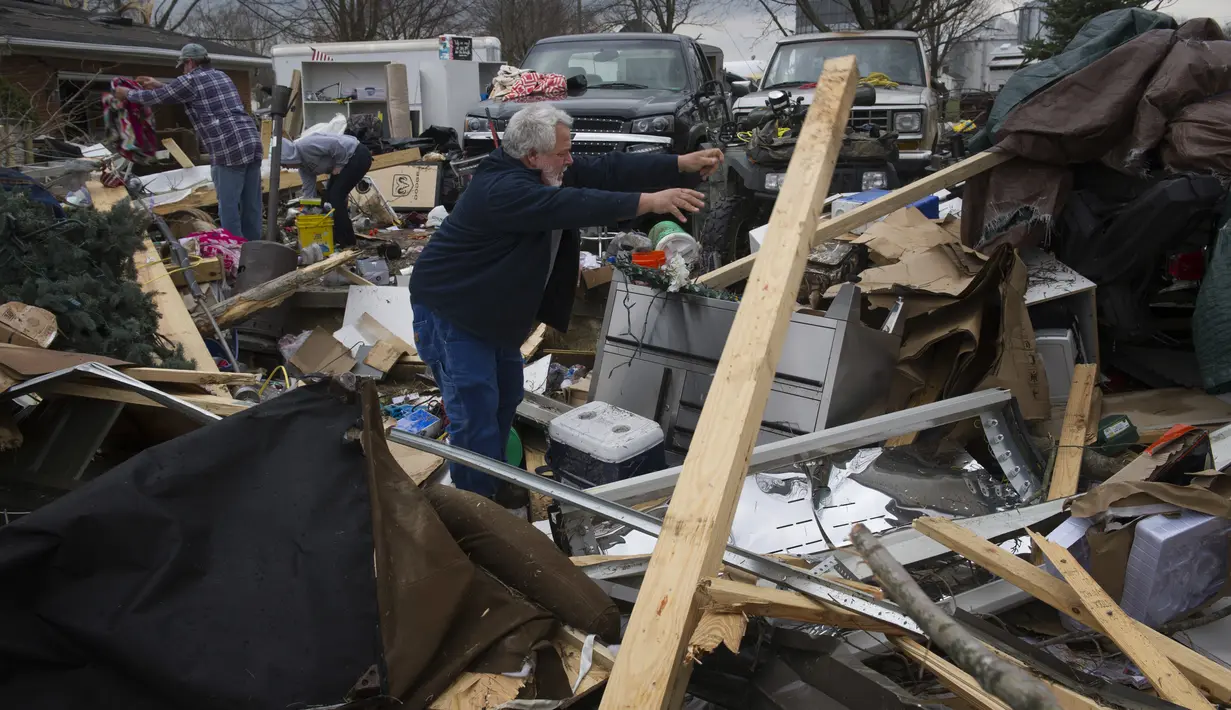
[698,195,760,272]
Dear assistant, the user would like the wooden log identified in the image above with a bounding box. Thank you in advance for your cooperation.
[1048,364,1098,500]
[697,150,1013,289]
[161,138,195,169]
[194,249,358,332]
[153,147,422,215]
[599,57,860,710]
[913,517,1231,703]
[1029,532,1212,710]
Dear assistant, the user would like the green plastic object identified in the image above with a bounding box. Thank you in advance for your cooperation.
[506,427,523,467]
[648,220,687,248]
[1095,414,1138,456]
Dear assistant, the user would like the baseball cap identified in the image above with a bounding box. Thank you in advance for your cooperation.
[177,43,209,67]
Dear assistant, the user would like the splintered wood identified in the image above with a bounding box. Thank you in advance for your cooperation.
[598,56,860,710]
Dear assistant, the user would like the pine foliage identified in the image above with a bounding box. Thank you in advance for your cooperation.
[0,191,195,368]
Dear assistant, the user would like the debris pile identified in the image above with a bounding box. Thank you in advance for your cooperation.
[6,9,1231,710]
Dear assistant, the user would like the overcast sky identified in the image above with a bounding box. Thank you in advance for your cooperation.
[678,0,1231,66]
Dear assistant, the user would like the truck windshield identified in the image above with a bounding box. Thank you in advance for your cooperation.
[762,38,925,89]
[521,40,688,91]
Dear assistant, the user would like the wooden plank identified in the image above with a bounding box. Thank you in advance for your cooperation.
[1029,531,1213,710]
[170,256,223,288]
[260,119,273,158]
[521,323,548,360]
[1049,364,1098,499]
[893,637,1013,710]
[286,69,304,138]
[134,239,226,396]
[429,673,524,710]
[699,578,901,633]
[340,268,374,287]
[697,150,1013,289]
[122,367,259,386]
[44,382,251,417]
[599,57,861,710]
[913,517,1231,703]
[153,148,423,216]
[161,138,194,169]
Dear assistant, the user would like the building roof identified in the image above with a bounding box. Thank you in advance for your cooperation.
[0,0,270,67]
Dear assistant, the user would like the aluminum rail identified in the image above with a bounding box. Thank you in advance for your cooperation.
[387,429,922,634]
[582,388,1015,507]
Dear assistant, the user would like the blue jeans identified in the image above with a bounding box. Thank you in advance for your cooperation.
[413,305,525,498]
[212,160,263,241]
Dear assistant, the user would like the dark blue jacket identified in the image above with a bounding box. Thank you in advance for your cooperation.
[410,148,692,348]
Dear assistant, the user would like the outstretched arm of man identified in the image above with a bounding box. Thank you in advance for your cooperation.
[570,148,724,191]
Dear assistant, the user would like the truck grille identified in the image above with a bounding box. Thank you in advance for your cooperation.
[572,116,625,133]
[848,108,890,133]
[571,141,620,154]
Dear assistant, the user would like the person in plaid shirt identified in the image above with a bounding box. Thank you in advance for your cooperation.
[116,44,264,240]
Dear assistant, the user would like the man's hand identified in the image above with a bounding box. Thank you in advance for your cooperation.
[639,188,706,223]
[136,76,163,90]
[114,86,131,101]
[678,148,724,178]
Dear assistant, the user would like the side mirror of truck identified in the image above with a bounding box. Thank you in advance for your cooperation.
[854,85,877,107]
[731,81,751,98]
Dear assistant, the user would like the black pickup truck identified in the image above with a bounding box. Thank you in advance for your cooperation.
[462,33,737,159]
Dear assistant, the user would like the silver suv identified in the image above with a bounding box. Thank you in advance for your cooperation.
[733,30,939,178]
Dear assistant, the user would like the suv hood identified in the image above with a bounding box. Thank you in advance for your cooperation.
[734,84,925,112]
[470,88,687,121]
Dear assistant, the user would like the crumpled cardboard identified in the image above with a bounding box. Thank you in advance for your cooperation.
[1070,472,1231,520]
[890,246,1050,421]
[852,208,958,266]
[834,242,987,298]
[1086,522,1138,602]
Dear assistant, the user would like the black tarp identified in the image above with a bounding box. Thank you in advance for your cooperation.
[0,385,381,709]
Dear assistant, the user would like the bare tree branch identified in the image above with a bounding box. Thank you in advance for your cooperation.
[850,524,1061,710]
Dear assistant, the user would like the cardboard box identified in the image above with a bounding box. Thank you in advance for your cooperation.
[0,302,56,348]
[368,164,439,210]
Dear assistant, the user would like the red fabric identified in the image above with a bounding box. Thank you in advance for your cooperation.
[503,72,567,101]
[103,78,158,163]
[189,229,248,277]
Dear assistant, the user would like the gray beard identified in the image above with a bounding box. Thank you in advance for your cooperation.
[541,167,565,187]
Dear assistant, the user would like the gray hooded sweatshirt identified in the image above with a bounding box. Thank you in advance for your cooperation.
[279,133,360,200]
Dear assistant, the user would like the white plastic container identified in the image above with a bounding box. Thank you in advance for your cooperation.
[1120,511,1231,627]
[547,401,666,489]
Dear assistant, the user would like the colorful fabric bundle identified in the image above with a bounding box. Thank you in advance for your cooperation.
[102,78,158,163]
[502,72,567,101]
[190,229,248,277]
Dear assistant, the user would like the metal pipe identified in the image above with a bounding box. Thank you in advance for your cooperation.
[387,430,921,634]
[265,85,292,242]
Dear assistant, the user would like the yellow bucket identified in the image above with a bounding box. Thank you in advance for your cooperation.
[296,213,334,256]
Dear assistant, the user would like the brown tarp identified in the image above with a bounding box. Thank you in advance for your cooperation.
[360,385,618,707]
[970,18,1231,251]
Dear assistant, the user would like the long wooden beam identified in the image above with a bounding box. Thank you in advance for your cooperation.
[697,149,1012,289]
[193,250,357,332]
[598,57,860,710]
[913,517,1231,703]
[1048,364,1098,499]
[152,147,423,215]
[699,578,902,634]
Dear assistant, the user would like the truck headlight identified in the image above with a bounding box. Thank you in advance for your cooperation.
[862,171,888,190]
[632,115,674,134]
[465,116,488,132]
[764,172,786,191]
[894,111,922,133]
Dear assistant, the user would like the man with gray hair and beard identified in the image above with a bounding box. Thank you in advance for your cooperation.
[410,102,721,512]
